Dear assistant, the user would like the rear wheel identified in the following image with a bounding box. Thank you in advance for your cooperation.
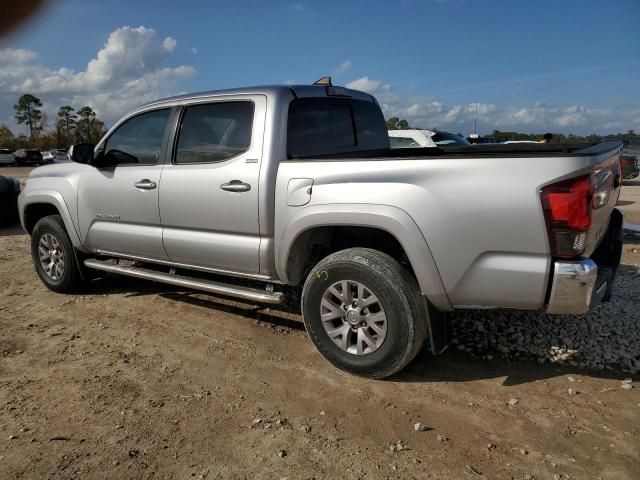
[302,248,428,379]
[31,215,82,293]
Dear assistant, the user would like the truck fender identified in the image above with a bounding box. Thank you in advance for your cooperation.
[19,189,87,252]
[276,203,452,311]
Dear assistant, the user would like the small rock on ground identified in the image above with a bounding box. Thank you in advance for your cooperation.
[414,422,427,431]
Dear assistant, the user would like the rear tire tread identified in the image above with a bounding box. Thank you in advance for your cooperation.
[302,247,428,379]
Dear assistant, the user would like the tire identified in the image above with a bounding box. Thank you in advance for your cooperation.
[302,248,428,379]
[31,214,82,293]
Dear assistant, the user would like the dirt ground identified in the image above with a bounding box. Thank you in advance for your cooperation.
[0,166,639,479]
[618,178,640,224]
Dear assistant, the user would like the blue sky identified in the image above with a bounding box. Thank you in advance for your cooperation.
[1,0,639,135]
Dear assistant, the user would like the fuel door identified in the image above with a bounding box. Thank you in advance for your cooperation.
[286,178,314,206]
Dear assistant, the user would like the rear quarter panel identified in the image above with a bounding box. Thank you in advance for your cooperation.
[275,153,604,310]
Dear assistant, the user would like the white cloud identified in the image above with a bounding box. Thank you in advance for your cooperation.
[376,87,639,134]
[162,36,177,52]
[333,60,352,74]
[345,76,391,94]
[0,26,196,130]
[191,47,198,55]
[0,48,37,63]
[289,3,314,15]
[347,75,640,134]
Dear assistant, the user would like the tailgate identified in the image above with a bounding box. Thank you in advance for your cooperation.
[584,143,623,257]
[540,141,623,260]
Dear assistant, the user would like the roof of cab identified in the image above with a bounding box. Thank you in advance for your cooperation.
[138,84,376,109]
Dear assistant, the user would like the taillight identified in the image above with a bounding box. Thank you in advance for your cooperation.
[540,175,593,258]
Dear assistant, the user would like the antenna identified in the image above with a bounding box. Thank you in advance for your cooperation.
[474,102,478,136]
[313,76,332,86]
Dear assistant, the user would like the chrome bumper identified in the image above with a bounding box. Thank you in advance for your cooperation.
[546,259,599,315]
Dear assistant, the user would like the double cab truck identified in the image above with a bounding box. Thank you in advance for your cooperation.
[19,80,624,378]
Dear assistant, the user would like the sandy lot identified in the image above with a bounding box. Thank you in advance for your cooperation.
[618,178,640,224]
[0,166,639,479]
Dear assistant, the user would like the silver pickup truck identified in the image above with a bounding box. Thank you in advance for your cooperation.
[18,80,624,378]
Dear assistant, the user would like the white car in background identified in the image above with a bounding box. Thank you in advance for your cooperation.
[0,148,15,166]
[388,129,470,148]
[42,149,70,163]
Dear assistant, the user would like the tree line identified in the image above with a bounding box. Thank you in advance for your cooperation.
[385,116,640,146]
[0,93,108,151]
[488,129,640,145]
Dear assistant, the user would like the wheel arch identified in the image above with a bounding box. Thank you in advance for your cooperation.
[20,190,85,251]
[276,204,452,311]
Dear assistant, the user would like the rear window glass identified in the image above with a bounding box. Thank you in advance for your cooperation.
[287,98,389,158]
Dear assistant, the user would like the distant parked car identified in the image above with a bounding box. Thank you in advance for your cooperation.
[55,149,70,162]
[42,151,55,164]
[14,149,43,166]
[622,154,639,180]
[0,175,20,225]
[43,149,70,163]
[0,148,15,166]
[388,129,470,148]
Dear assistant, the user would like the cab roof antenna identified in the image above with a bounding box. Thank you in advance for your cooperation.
[313,76,332,86]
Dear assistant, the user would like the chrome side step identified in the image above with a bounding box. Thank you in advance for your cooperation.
[84,259,284,305]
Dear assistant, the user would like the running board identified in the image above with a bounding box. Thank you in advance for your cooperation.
[84,259,284,304]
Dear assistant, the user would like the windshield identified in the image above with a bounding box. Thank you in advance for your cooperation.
[431,132,470,146]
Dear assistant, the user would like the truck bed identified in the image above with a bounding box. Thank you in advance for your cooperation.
[276,140,623,311]
[289,141,621,160]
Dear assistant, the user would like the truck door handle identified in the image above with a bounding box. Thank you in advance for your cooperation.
[221,180,251,192]
[134,179,157,190]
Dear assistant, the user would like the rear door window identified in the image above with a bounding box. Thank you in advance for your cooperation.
[174,101,254,164]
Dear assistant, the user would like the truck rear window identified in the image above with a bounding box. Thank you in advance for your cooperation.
[287,97,389,158]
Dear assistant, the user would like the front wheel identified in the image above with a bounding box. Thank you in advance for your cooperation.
[302,248,428,379]
[31,215,82,293]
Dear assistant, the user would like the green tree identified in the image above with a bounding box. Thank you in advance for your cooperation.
[385,117,412,130]
[385,116,399,130]
[0,124,16,149]
[14,94,43,139]
[76,106,97,143]
[57,105,76,139]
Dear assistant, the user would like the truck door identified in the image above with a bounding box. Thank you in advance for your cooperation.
[158,95,266,275]
[77,108,173,260]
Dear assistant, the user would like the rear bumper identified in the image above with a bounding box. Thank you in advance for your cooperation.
[546,209,623,315]
[546,260,598,314]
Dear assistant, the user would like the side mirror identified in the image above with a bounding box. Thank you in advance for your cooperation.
[69,143,95,164]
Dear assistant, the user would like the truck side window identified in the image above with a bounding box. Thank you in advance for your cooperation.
[287,98,389,158]
[175,102,254,164]
[103,108,171,166]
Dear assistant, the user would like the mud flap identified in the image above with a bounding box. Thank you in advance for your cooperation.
[591,208,623,303]
[425,301,451,354]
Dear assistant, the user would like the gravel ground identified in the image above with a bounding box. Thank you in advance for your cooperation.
[451,233,640,374]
